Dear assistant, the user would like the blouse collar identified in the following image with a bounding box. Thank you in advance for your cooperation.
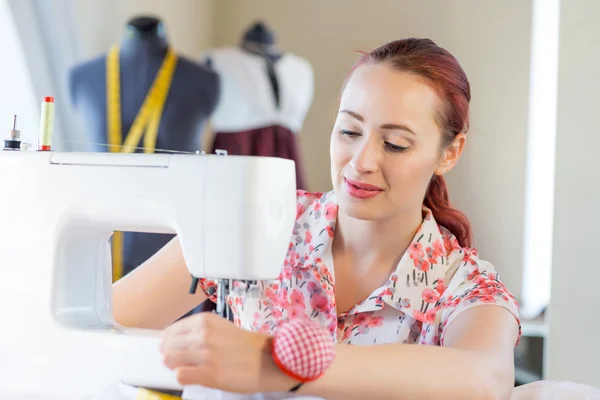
[289,190,460,324]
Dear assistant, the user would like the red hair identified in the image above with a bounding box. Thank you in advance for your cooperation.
[345,38,473,248]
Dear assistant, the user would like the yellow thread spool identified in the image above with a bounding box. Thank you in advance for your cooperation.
[38,96,55,151]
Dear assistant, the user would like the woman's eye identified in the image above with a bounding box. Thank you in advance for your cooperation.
[340,129,360,137]
[385,142,409,152]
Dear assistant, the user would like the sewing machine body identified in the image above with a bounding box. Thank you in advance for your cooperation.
[0,151,296,398]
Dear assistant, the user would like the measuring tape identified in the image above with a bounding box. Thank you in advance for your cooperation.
[135,388,182,400]
[106,44,178,282]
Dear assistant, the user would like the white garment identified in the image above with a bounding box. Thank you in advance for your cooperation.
[183,385,323,400]
[202,47,314,133]
[83,382,323,400]
[510,380,600,400]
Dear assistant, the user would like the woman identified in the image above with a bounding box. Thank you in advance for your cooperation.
[113,38,521,400]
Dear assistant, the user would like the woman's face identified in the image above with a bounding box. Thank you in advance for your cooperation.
[330,63,465,221]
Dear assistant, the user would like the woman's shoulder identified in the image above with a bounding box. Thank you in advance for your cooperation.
[436,225,522,344]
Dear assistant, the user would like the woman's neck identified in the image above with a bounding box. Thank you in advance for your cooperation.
[333,206,424,272]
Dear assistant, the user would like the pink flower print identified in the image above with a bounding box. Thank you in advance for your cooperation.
[443,233,460,252]
[413,310,426,322]
[325,225,334,238]
[479,295,496,303]
[296,203,306,219]
[290,289,306,309]
[433,239,445,256]
[311,268,321,282]
[305,230,313,244]
[258,323,272,334]
[367,316,384,328]
[277,287,290,309]
[390,273,398,282]
[425,247,437,264]
[324,203,337,221]
[352,313,370,326]
[288,306,307,321]
[415,259,431,272]
[307,281,321,295]
[327,320,337,336]
[422,288,440,304]
[310,293,330,315]
[253,312,261,321]
[425,308,436,323]
[314,202,321,212]
[408,242,425,261]
[271,307,283,319]
[473,274,488,285]
[435,279,445,295]
[466,268,480,281]
[264,287,278,302]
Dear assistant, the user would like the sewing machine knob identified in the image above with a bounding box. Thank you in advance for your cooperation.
[189,276,199,294]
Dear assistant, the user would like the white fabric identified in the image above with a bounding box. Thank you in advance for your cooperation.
[78,382,323,400]
[183,385,323,400]
[202,47,314,133]
[510,380,600,400]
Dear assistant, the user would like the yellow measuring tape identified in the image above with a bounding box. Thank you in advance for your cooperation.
[106,44,178,282]
[135,388,182,400]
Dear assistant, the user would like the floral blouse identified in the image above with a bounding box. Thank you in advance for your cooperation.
[198,190,521,346]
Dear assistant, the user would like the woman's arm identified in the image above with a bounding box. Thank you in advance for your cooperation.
[292,306,519,400]
[112,236,208,330]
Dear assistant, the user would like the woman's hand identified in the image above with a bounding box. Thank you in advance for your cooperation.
[160,312,298,394]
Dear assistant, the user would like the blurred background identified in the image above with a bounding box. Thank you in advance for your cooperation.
[1,0,597,392]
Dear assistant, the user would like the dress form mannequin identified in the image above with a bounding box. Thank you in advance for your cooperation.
[203,21,313,190]
[69,16,220,278]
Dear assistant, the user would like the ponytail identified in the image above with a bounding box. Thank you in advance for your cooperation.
[423,175,472,248]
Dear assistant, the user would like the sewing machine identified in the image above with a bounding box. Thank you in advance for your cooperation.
[0,150,297,399]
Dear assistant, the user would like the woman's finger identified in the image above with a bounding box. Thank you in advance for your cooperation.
[162,313,210,336]
[175,365,216,387]
[162,348,214,370]
[161,330,212,352]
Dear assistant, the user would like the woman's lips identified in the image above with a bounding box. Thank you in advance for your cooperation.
[344,177,384,199]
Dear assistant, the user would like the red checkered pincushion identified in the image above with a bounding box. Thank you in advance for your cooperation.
[271,319,335,382]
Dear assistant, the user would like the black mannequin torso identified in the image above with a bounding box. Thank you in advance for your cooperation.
[68,17,220,276]
[69,18,220,153]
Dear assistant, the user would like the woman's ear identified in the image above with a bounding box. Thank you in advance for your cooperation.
[434,133,467,176]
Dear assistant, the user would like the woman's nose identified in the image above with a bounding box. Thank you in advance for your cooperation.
[350,139,380,174]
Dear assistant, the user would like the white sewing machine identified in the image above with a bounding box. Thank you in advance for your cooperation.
[0,150,297,399]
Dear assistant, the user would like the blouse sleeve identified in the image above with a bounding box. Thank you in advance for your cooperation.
[438,257,522,347]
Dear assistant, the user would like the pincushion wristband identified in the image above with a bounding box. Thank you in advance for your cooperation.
[271,319,336,392]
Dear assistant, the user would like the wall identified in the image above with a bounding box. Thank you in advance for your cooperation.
[213,0,532,303]
[72,0,216,60]
[547,0,600,387]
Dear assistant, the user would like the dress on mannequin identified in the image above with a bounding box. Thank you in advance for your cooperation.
[203,21,313,190]
[68,16,220,280]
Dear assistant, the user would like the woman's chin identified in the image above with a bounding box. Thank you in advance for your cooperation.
[338,197,386,221]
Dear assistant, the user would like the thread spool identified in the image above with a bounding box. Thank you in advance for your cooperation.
[3,114,21,151]
[38,96,55,151]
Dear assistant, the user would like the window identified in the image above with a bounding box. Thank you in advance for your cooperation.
[0,0,38,149]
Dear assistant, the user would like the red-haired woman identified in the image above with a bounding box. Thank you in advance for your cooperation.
[114,38,521,400]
